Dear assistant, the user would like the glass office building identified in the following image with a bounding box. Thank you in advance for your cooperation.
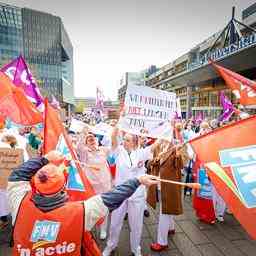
[0,3,74,109]
[0,4,23,67]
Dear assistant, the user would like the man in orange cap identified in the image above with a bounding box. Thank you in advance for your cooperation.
[7,150,158,256]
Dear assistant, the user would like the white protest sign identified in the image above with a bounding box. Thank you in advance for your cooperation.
[69,118,86,133]
[118,85,176,140]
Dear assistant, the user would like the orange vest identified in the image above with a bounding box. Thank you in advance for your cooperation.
[13,192,101,256]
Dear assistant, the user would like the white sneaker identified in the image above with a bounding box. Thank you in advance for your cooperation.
[216,216,224,222]
[102,246,113,256]
[100,230,107,240]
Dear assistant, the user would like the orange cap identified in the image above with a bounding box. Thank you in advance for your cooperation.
[34,164,66,195]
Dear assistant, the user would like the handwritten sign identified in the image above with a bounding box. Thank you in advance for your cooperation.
[118,85,176,140]
[0,148,23,189]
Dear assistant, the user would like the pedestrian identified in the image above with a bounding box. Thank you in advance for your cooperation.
[147,140,187,252]
[7,150,159,256]
[77,132,112,240]
[103,127,159,256]
[0,134,17,230]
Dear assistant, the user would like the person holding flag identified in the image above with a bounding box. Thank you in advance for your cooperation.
[147,139,189,252]
[7,150,159,256]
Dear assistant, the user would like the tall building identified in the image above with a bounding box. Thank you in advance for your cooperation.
[118,65,158,102]
[145,4,256,118]
[0,3,74,112]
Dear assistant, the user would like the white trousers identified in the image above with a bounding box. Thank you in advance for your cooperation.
[106,198,145,254]
[157,201,175,246]
[0,189,9,217]
[212,185,226,217]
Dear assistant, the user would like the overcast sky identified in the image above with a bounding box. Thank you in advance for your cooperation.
[3,0,256,100]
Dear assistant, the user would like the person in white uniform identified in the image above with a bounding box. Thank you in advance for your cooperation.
[103,128,158,256]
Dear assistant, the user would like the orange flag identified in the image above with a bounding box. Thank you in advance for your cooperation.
[0,72,42,125]
[212,62,256,105]
[189,116,256,239]
[43,98,95,201]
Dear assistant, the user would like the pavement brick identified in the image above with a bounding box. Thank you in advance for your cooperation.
[172,233,203,256]
[231,240,256,256]
[177,220,210,245]
[202,229,245,256]
[197,244,224,256]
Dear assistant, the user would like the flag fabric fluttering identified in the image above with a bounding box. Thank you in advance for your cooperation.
[1,55,44,111]
[43,98,95,201]
[218,91,234,122]
[189,116,256,239]
[96,86,104,110]
[50,95,60,110]
[211,62,256,105]
[195,111,203,124]
[0,71,42,125]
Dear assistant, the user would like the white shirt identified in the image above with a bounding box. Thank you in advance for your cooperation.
[113,145,152,200]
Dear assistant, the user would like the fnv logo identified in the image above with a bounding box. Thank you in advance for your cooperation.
[219,145,256,208]
[16,220,77,255]
[30,220,60,244]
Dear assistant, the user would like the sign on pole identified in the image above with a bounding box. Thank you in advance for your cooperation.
[0,148,23,189]
[118,85,176,140]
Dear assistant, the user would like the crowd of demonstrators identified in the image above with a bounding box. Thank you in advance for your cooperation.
[70,109,104,126]
[0,115,45,227]
[0,110,250,255]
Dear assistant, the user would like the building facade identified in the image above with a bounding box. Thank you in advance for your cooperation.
[0,3,74,112]
[118,65,158,102]
[145,4,256,118]
[75,97,96,113]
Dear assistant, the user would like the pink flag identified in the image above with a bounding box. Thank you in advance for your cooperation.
[96,87,104,110]
[1,56,44,111]
[218,91,234,122]
[51,95,60,110]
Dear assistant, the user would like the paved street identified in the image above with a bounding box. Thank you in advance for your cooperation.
[1,197,256,256]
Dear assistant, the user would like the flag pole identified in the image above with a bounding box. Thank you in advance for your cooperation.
[151,176,201,190]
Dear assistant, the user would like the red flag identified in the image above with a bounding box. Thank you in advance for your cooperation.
[0,72,42,125]
[190,116,256,239]
[212,62,256,105]
[43,99,95,201]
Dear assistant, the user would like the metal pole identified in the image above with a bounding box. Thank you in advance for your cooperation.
[234,19,256,33]
[232,6,235,20]
[206,22,231,58]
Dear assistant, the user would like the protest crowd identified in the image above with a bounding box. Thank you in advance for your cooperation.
[0,56,256,256]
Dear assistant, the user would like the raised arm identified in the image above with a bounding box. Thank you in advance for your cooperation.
[83,175,159,231]
[111,126,119,150]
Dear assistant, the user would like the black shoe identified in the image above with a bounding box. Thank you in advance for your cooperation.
[144,209,150,218]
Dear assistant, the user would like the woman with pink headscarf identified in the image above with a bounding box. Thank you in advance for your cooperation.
[77,132,112,240]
